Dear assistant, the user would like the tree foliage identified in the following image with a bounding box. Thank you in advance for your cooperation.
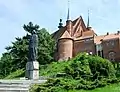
[0,22,55,78]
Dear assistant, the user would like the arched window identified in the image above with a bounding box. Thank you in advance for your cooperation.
[108,51,115,61]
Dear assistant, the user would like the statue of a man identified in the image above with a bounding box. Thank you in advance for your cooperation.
[28,30,38,61]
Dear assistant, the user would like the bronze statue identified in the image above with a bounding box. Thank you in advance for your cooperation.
[28,30,38,61]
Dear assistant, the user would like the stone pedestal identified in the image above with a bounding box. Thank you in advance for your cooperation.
[26,61,39,80]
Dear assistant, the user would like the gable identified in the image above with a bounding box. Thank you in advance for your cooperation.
[73,16,87,37]
[60,30,71,39]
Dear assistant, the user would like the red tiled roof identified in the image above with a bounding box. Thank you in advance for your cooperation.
[94,33,120,44]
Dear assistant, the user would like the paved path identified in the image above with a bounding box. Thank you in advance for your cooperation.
[0,79,47,92]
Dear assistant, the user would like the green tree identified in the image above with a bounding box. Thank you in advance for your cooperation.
[0,22,55,78]
[0,36,29,78]
[37,28,55,64]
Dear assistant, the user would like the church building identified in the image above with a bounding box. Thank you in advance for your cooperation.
[52,8,120,62]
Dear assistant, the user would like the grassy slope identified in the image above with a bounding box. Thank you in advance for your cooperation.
[68,83,120,92]
[4,61,70,79]
[40,61,71,76]
[4,69,25,79]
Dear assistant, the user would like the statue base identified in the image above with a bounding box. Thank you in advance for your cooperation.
[25,61,39,80]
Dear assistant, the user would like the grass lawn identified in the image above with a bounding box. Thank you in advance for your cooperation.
[67,83,120,92]
[40,61,71,76]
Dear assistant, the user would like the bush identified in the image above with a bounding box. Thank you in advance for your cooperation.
[30,53,117,91]
[64,53,116,81]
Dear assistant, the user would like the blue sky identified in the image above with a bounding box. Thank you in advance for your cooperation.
[0,0,120,56]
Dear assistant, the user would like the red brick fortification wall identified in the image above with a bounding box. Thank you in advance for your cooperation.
[58,38,73,61]
[102,38,120,61]
[73,37,95,56]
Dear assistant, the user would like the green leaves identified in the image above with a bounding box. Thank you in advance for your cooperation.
[0,22,55,78]
[37,28,55,64]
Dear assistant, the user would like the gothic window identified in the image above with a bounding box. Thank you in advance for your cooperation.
[108,51,115,61]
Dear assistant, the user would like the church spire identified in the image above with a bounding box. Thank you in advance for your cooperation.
[87,9,90,28]
[67,0,70,20]
[66,0,72,36]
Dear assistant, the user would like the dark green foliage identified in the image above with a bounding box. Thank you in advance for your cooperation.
[30,53,118,92]
[37,28,55,64]
[114,62,120,78]
[0,22,55,78]
[64,53,115,81]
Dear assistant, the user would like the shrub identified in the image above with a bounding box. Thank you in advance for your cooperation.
[30,53,117,91]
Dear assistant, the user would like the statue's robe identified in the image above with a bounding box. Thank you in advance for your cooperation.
[28,33,38,61]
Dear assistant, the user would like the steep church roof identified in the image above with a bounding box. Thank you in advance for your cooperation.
[52,16,96,41]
